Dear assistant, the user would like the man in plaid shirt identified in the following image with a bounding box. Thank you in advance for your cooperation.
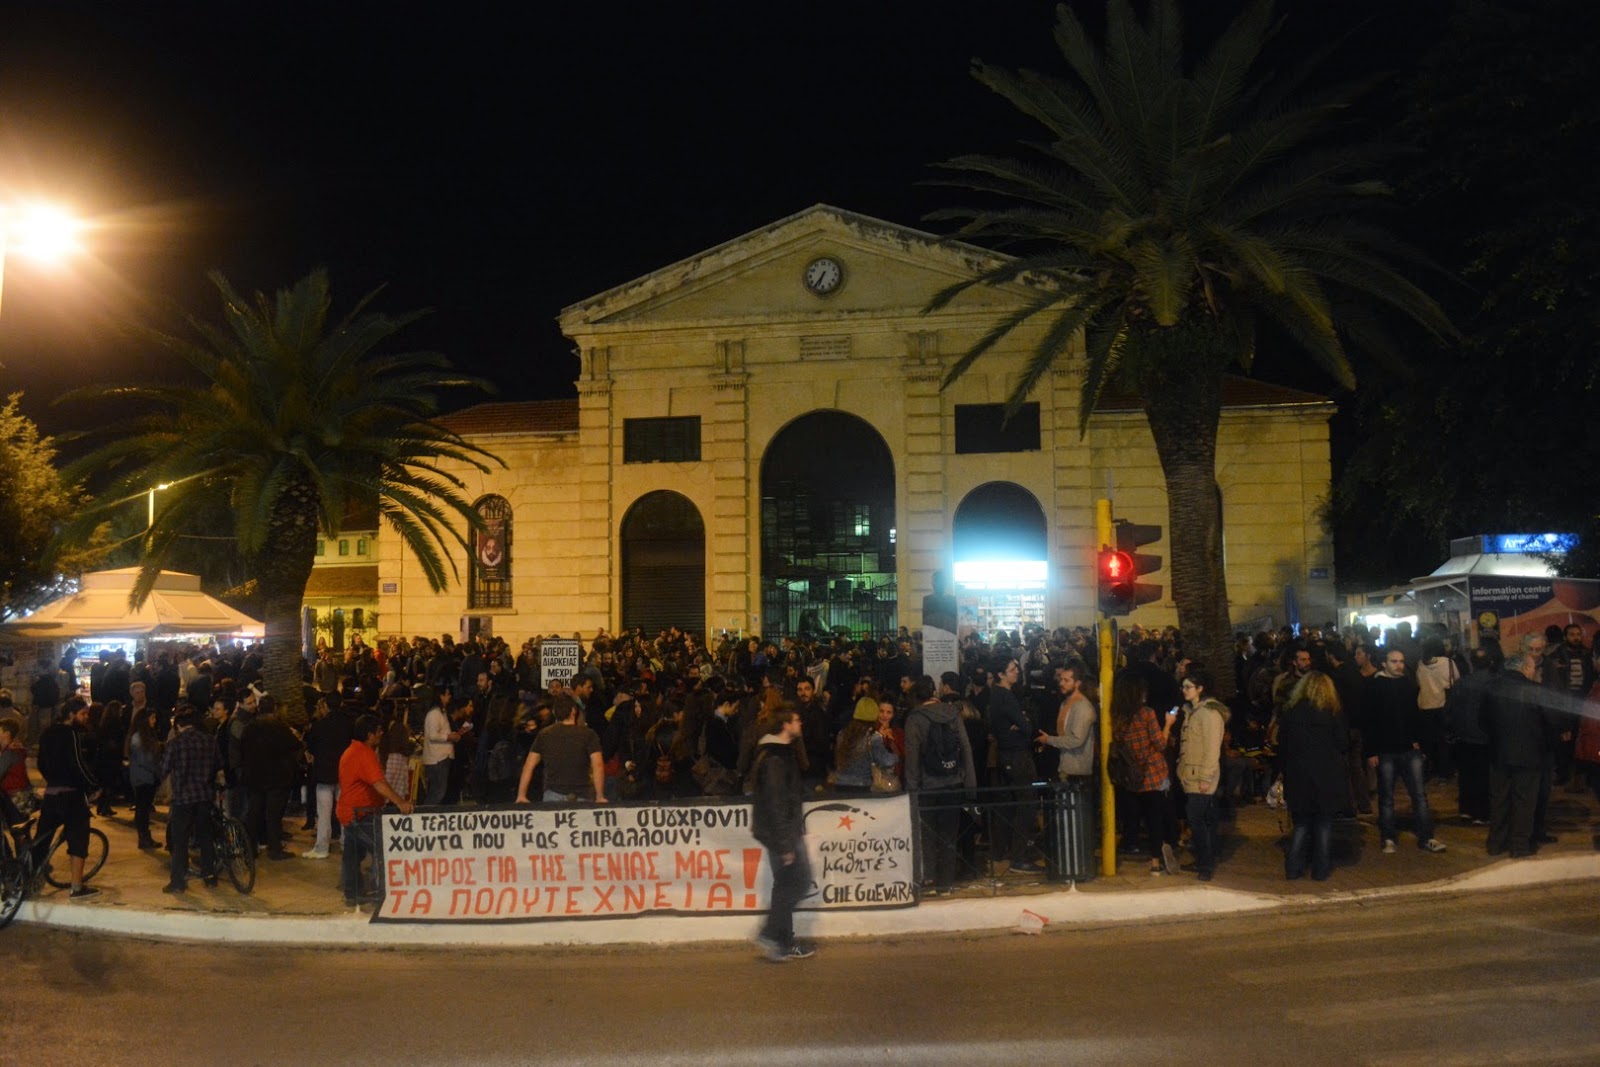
[161,704,221,893]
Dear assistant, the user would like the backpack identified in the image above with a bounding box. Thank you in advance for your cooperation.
[1106,735,1142,793]
[486,737,515,783]
[921,715,962,779]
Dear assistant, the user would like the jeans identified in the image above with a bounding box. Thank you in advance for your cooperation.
[993,757,1037,865]
[758,844,811,950]
[423,760,452,805]
[1136,788,1178,860]
[917,790,961,889]
[1376,749,1434,845]
[246,786,291,854]
[1454,742,1491,822]
[167,800,215,888]
[1285,812,1334,880]
[340,814,381,902]
[314,783,340,853]
[132,782,158,843]
[1185,792,1220,875]
[1487,764,1539,855]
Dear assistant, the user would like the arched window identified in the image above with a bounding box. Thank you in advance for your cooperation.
[469,495,513,610]
[621,491,705,637]
[759,410,897,638]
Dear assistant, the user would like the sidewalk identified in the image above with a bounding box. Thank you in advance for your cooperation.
[15,781,1600,948]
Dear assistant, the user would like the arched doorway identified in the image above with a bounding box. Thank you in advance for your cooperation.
[621,491,705,637]
[760,410,896,639]
[952,482,1048,638]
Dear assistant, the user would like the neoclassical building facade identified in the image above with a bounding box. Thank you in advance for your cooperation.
[374,205,1336,642]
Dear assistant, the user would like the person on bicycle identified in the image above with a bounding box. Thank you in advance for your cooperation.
[0,717,31,827]
[33,699,102,899]
[160,706,221,893]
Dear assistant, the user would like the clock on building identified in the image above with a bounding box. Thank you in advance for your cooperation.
[803,256,844,296]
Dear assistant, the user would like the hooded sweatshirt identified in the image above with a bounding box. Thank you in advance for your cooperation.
[903,700,977,792]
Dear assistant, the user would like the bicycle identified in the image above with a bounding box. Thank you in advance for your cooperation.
[177,796,255,894]
[1,809,111,930]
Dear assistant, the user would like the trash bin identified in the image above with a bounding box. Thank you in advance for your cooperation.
[1046,780,1095,883]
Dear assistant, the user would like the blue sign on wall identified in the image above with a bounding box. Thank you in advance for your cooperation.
[1484,533,1578,555]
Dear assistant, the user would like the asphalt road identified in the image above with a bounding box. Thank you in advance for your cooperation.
[10,881,1599,1066]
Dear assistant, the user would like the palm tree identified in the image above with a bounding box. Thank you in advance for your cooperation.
[926,0,1452,695]
[62,269,501,724]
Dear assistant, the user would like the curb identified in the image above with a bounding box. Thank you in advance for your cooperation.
[17,852,1600,949]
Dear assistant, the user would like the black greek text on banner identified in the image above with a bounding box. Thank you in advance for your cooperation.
[370,794,916,923]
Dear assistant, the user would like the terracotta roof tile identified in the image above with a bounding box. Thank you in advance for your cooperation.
[436,400,579,436]
[304,565,379,598]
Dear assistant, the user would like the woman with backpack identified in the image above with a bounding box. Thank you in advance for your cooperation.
[1111,676,1180,876]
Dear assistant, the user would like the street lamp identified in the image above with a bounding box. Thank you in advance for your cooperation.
[0,202,83,321]
[147,483,171,531]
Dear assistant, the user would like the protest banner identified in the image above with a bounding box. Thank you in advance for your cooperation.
[539,639,581,689]
[371,794,915,923]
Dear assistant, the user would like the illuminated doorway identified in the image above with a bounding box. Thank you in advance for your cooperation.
[952,482,1048,639]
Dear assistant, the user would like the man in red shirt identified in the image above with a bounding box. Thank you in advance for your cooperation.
[338,714,414,907]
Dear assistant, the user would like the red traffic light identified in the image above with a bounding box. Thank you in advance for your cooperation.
[1102,550,1133,581]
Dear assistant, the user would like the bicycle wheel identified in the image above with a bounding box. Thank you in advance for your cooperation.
[222,817,256,894]
[43,828,109,890]
[0,835,27,930]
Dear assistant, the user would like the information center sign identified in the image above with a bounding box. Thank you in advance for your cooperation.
[371,794,915,923]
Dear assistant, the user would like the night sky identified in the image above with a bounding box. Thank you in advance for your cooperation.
[0,1,1446,438]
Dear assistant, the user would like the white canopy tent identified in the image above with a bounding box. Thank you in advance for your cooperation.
[0,567,264,640]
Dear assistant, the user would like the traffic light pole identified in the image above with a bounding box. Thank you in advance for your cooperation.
[1096,497,1116,877]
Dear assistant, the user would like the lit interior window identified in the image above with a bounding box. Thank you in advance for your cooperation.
[953,559,1048,590]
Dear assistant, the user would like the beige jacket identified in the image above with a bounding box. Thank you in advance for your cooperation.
[1177,698,1230,794]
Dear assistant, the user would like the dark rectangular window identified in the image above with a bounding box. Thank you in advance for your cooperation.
[624,416,701,463]
[954,403,1041,454]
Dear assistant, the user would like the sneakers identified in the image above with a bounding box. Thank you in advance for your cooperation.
[266,850,296,861]
[755,936,815,962]
[301,848,330,860]
[1421,838,1448,853]
[1005,861,1047,875]
[1161,842,1179,875]
[69,885,100,899]
[160,882,186,894]
[1382,839,1397,854]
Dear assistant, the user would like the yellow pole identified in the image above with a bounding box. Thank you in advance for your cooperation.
[1096,498,1116,877]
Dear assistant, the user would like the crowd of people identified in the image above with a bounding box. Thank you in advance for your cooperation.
[2,617,1597,908]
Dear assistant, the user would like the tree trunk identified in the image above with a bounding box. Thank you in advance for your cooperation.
[1135,324,1237,700]
[253,481,321,730]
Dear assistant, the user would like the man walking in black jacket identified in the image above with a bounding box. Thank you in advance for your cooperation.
[750,705,813,962]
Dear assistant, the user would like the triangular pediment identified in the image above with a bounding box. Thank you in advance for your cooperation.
[558,204,1039,331]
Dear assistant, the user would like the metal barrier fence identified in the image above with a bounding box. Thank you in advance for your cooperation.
[906,780,1099,892]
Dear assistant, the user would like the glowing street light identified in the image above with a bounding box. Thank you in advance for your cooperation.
[0,201,84,321]
[147,482,172,531]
